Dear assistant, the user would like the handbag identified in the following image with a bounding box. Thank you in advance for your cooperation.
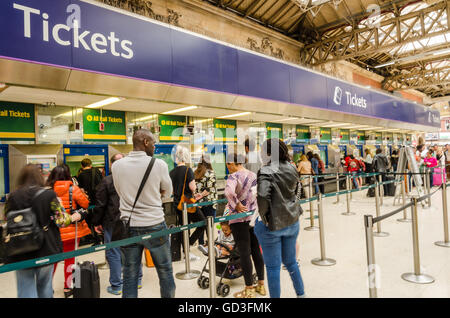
[112,157,156,241]
[177,167,197,213]
[1,188,48,257]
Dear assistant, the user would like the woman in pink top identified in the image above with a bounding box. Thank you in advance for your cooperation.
[225,153,265,298]
[424,149,438,186]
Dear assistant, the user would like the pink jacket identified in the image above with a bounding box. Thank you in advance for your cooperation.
[424,157,438,168]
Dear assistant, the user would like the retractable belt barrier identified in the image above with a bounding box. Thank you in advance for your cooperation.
[0,175,421,275]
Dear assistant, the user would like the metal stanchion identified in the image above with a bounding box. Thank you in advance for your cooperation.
[311,193,336,266]
[405,169,410,194]
[378,175,384,206]
[373,182,389,237]
[206,216,216,298]
[364,215,378,298]
[305,176,319,231]
[426,169,432,208]
[350,174,353,200]
[397,176,412,223]
[401,198,435,284]
[333,172,340,204]
[176,203,200,280]
[435,178,450,248]
[342,175,355,216]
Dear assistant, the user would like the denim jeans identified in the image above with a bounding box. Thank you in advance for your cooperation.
[16,264,54,298]
[121,221,175,298]
[254,220,305,298]
[104,226,143,290]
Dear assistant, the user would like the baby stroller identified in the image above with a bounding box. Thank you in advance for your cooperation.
[197,242,257,297]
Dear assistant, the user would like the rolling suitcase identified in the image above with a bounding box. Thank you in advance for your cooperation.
[366,177,376,197]
[72,221,101,298]
[385,176,396,196]
[170,228,182,262]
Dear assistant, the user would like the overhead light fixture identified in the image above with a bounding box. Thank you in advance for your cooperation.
[85,97,123,109]
[374,61,395,68]
[133,114,157,122]
[162,105,198,115]
[217,112,252,119]
[274,117,300,122]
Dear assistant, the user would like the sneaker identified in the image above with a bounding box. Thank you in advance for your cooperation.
[255,284,266,296]
[184,252,200,262]
[107,286,122,295]
[298,293,306,298]
[197,245,208,256]
[233,287,256,298]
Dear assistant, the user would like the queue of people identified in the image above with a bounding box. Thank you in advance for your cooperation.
[3,130,308,299]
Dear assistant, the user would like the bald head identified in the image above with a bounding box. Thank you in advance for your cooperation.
[133,129,156,156]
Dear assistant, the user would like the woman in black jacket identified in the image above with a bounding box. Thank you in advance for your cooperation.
[4,164,80,298]
[254,139,305,298]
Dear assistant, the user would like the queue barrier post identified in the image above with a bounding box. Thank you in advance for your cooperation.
[206,216,216,298]
[435,177,450,248]
[401,198,435,284]
[364,215,378,298]
[373,182,389,237]
[175,203,200,280]
[378,175,384,206]
[397,176,412,223]
[333,172,340,204]
[311,193,336,267]
[305,176,319,231]
[426,169,432,208]
[342,175,355,216]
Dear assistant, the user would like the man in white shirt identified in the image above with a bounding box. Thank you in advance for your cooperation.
[112,129,175,298]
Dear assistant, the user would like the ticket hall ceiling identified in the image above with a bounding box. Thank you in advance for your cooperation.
[199,0,450,99]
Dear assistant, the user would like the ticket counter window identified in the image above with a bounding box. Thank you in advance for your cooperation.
[210,152,227,180]
[0,157,5,198]
[154,153,175,172]
[66,155,106,178]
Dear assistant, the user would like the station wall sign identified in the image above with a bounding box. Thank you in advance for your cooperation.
[340,129,350,143]
[158,114,188,142]
[320,127,331,144]
[266,122,282,139]
[296,125,310,143]
[0,0,440,129]
[0,101,35,140]
[375,132,382,144]
[83,109,126,141]
[213,119,236,143]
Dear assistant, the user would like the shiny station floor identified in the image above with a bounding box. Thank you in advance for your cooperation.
[0,187,449,298]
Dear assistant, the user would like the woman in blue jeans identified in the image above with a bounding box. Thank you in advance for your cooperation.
[255,138,305,298]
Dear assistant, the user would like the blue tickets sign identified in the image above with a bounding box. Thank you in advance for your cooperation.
[0,0,440,128]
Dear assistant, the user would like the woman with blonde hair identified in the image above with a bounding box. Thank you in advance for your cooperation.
[297,154,313,199]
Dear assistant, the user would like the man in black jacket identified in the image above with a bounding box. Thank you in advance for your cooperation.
[92,153,142,296]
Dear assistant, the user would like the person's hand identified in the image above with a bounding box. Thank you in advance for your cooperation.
[221,248,229,256]
[236,202,248,213]
[71,212,81,223]
[201,190,209,197]
[94,225,103,234]
[194,193,203,200]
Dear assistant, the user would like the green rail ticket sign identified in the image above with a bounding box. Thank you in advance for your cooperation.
[213,119,237,143]
[83,109,126,141]
[296,125,310,143]
[158,114,188,142]
[375,132,382,144]
[357,130,365,144]
[266,122,282,139]
[0,102,35,140]
[340,129,350,143]
[320,127,331,144]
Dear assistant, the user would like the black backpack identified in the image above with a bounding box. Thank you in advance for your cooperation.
[1,188,48,257]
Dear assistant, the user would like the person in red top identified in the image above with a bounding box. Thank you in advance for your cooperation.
[46,165,90,298]
[348,155,361,189]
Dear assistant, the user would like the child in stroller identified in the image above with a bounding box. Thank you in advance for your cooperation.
[197,222,257,297]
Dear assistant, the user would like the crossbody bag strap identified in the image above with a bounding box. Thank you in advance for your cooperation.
[127,157,156,226]
[69,185,73,214]
[181,166,189,198]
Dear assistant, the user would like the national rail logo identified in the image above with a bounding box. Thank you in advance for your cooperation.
[333,86,367,109]
[13,2,134,59]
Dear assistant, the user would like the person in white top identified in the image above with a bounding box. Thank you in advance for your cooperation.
[112,129,175,298]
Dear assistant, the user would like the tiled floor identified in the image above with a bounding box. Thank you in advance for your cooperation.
[1,186,449,298]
